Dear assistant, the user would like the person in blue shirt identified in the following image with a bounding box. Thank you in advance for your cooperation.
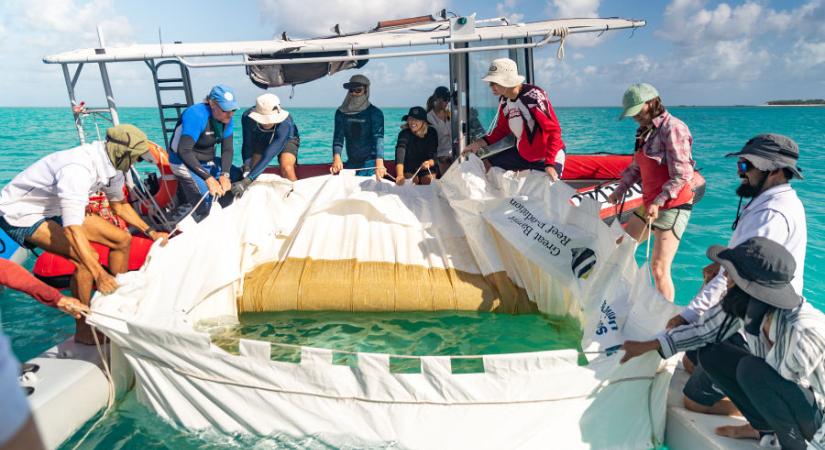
[232,93,299,197]
[330,74,386,180]
[169,84,240,219]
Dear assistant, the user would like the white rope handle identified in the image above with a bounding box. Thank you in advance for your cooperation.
[553,26,569,60]
[645,216,654,284]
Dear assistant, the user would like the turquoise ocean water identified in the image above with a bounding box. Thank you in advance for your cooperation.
[1,106,823,448]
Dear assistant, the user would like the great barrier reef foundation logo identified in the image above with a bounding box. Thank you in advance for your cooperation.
[571,247,596,279]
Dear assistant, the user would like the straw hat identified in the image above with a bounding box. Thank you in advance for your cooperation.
[248,93,289,125]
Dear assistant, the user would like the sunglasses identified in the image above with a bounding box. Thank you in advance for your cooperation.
[737,160,753,173]
[348,87,365,94]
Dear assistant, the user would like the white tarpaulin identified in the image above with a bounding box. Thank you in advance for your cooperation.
[90,156,679,449]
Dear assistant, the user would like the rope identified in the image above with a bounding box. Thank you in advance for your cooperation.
[69,316,116,450]
[645,216,654,284]
[553,26,569,60]
[114,343,663,407]
[170,191,210,237]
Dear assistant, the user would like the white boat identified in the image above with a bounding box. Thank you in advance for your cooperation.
[19,11,747,450]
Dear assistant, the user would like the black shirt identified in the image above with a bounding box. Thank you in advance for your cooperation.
[395,127,437,172]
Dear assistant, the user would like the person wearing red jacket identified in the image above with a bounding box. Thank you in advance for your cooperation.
[464,58,566,181]
[0,259,88,319]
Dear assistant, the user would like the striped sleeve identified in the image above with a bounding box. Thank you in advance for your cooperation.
[657,303,740,358]
[777,327,825,386]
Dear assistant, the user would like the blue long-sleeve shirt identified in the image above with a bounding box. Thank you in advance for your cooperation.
[332,105,384,163]
[241,110,299,180]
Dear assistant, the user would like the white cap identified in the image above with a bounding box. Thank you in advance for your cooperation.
[481,58,525,88]
[248,93,289,125]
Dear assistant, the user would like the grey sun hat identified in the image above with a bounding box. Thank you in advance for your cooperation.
[343,74,371,90]
[726,133,803,179]
[706,236,802,309]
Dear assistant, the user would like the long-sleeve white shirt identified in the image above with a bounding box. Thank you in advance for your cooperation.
[682,184,806,322]
[0,141,125,228]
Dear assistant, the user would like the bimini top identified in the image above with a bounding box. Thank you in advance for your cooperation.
[42,16,645,64]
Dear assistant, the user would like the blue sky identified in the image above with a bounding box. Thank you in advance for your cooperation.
[0,0,823,107]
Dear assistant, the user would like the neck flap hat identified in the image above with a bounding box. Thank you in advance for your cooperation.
[105,124,149,172]
[707,236,802,310]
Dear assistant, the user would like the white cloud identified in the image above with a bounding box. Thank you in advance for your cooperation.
[545,0,604,48]
[496,0,524,24]
[20,0,135,48]
[403,60,448,85]
[258,0,444,37]
[787,39,825,71]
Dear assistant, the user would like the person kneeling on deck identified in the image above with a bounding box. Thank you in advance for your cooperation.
[233,93,300,197]
[170,84,241,219]
[464,58,566,181]
[622,237,825,450]
[394,106,437,186]
[667,134,806,422]
[329,74,387,180]
[0,124,168,344]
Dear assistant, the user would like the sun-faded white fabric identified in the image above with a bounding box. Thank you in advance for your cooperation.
[89,155,678,449]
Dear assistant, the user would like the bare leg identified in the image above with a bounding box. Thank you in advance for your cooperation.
[715,424,759,440]
[279,152,298,182]
[682,354,695,373]
[684,396,743,416]
[650,227,680,301]
[79,215,131,275]
[27,217,127,344]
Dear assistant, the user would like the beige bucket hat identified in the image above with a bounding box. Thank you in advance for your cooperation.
[481,58,525,88]
[248,93,290,125]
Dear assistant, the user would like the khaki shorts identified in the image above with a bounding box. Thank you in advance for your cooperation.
[634,205,692,240]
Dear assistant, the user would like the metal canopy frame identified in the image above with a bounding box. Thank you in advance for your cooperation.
[50,16,645,148]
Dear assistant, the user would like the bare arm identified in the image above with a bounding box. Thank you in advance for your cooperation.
[109,201,168,242]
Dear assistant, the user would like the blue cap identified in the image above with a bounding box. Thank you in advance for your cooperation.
[208,84,238,111]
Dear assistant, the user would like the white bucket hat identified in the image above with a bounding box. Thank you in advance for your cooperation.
[248,93,289,125]
[481,58,525,88]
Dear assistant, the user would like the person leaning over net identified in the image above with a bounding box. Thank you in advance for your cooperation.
[464,58,566,181]
[232,93,300,197]
[394,106,438,186]
[329,74,386,180]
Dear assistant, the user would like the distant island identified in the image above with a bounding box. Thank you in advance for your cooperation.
[764,99,825,106]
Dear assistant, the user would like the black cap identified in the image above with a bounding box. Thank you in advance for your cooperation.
[725,133,803,179]
[433,86,451,100]
[706,237,801,309]
[402,106,428,122]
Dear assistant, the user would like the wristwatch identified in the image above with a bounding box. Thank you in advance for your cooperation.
[144,225,157,235]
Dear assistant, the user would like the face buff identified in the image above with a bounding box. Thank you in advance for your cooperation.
[105,124,149,172]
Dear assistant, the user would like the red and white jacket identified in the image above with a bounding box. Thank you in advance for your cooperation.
[483,84,565,163]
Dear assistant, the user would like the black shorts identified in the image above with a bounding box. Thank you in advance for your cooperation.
[253,137,299,157]
[486,146,564,174]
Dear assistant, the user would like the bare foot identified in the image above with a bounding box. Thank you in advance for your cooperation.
[715,423,759,440]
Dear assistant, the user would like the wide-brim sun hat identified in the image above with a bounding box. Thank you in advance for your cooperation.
[248,93,289,125]
[481,58,525,88]
[725,133,803,179]
[706,236,802,309]
[618,83,659,120]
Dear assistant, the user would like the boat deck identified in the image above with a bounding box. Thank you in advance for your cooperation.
[666,362,761,450]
